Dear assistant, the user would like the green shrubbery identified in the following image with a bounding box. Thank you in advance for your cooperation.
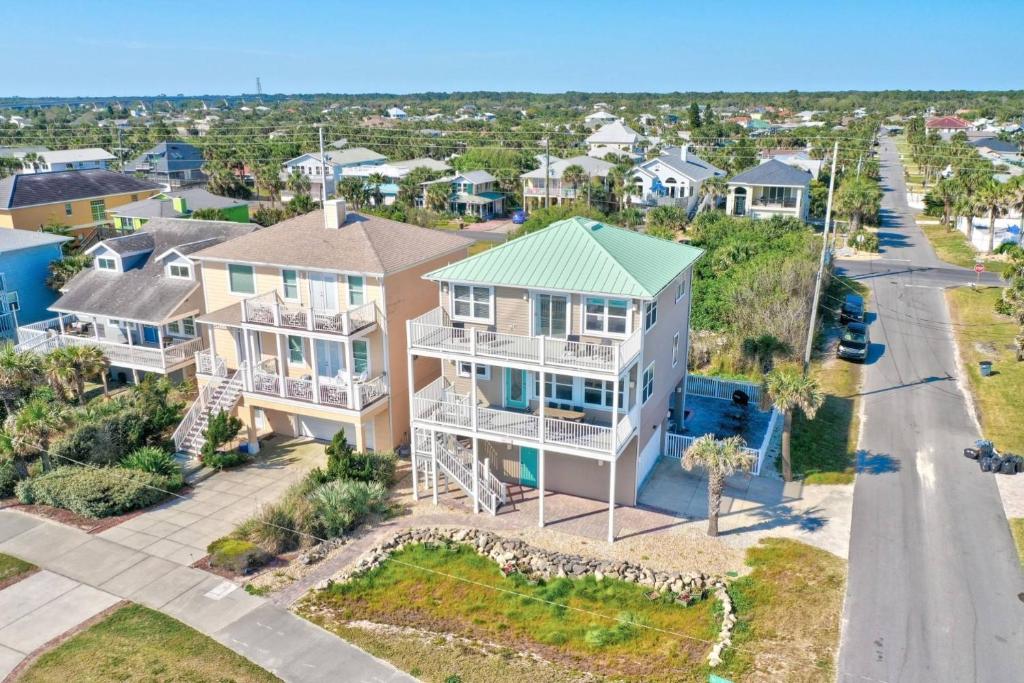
[207,538,267,573]
[200,410,244,467]
[15,467,173,517]
[121,447,179,477]
[319,432,396,486]
[847,229,880,252]
[0,460,16,497]
[311,480,389,538]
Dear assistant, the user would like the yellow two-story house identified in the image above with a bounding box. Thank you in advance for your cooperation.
[176,200,472,456]
[0,169,161,233]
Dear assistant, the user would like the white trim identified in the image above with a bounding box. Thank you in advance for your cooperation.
[457,360,490,381]
[580,295,631,339]
[641,361,655,404]
[449,282,494,325]
[227,263,257,296]
[286,334,306,366]
[167,263,192,280]
[671,333,680,368]
[529,290,571,338]
[643,300,658,332]
[280,267,301,302]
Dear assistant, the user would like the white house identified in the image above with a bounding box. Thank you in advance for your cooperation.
[281,147,387,198]
[21,148,116,174]
[520,155,616,210]
[584,110,619,127]
[586,121,644,161]
[629,146,725,213]
[386,107,408,120]
[726,159,813,222]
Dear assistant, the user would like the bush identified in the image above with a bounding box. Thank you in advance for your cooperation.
[200,409,243,464]
[324,431,396,485]
[311,479,389,538]
[202,450,247,470]
[15,467,170,517]
[207,538,267,573]
[250,502,303,553]
[121,447,179,477]
[0,460,16,497]
[847,229,880,252]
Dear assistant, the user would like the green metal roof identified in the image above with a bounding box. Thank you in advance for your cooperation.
[425,216,703,299]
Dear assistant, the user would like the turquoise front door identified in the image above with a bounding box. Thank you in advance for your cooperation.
[504,367,529,410]
[519,447,539,487]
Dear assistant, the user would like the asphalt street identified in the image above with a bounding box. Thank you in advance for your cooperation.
[835,136,1024,682]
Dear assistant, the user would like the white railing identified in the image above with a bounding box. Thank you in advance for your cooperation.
[253,370,281,395]
[285,376,314,402]
[411,378,473,429]
[414,430,506,514]
[358,374,388,408]
[664,433,697,460]
[23,330,206,372]
[753,408,782,476]
[173,380,215,452]
[408,307,641,374]
[163,337,206,366]
[17,316,74,346]
[615,406,640,449]
[686,374,762,404]
[478,406,539,440]
[195,351,226,377]
[241,291,378,336]
[544,417,611,451]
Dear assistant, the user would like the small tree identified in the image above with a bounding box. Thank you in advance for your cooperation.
[201,409,243,463]
[765,368,824,482]
[682,434,750,537]
[425,182,451,213]
[325,430,355,478]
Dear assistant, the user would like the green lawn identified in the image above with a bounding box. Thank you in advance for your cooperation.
[0,553,35,585]
[299,538,846,683]
[919,221,1013,276]
[946,287,1023,452]
[20,604,280,683]
[1010,518,1024,568]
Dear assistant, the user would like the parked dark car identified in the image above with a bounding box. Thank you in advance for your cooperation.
[840,294,865,324]
[837,322,869,362]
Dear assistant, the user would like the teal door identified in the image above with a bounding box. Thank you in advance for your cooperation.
[504,367,529,410]
[519,447,539,487]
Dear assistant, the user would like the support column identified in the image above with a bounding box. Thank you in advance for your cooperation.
[430,430,438,505]
[245,404,261,454]
[309,337,320,404]
[608,456,617,543]
[277,333,287,397]
[345,339,356,408]
[57,312,66,335]
[538,448,546,528]
[411,430,420,501]
[354,422,365,452]
[472,437,480,514]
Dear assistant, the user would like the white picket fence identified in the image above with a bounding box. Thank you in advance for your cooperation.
[685,374,762,405]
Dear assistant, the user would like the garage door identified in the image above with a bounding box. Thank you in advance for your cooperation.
[636,425,661,492]
[298,416,354,443]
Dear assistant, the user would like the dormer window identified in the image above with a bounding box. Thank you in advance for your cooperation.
[168,264,191,279]
[97,257,117,271]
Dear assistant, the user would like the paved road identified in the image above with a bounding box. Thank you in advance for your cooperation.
[835,135,1024,682]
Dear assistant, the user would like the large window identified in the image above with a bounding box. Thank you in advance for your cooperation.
[352,340,369,374]
[89,199,106,222]
[348,275,365,306]
[644,300,658,331]
[584,297,629,335]
[642,362,655,404]
[288,335,304,364]
[451,284,492,322]
[165,316,195,337]
[97,257,117,271]
[281,269,299,301]
[534,293,568,337]
[583,378,625,409]
[228,264,255,294]
[762,186,794,205]
[675,278,686,303]
[535,373,573,402]
[672,333,680,367]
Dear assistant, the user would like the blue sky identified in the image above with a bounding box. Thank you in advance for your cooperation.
[6,0,1023,96]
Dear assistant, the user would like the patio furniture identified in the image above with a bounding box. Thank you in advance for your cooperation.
[545,406,586,423]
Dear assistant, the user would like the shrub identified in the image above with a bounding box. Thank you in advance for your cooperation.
[324,430,396,485]
[207,537,267,573]
[0,460,16,497]
[15,467,170,517]
[200,409,243,464]
[847,229,880,252]
[121,447,179,477]
[202,450,247,470]
[311,479,389,538]
[250,502,302,553]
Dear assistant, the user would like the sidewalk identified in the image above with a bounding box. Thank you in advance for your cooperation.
[0,509,415,683]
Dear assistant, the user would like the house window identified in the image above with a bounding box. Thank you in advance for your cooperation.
[584,297,629,335]
[166,320,180,335]
[672,333,680,367]
[228,264,255,294]
[182,316,195,336]
[6,292,19,312]
[64,203,73,216]
[348,275,364,306]
[642,363,655,403]
[97,257,117,271]
[583,378,624,409]
[287,335,304,364]
[457,361,490,380]
[281,269,299,300]
[168,264,190,279]
[644,300,657,331]
[536,373,573,402]
[352,340,369,374]
[90,199,106,222]
[451,284,492,322]
[675,279,686,303]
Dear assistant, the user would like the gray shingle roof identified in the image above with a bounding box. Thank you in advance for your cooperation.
[729,159,813,187]
[636,147,724,182]
[125,142,204,174]
[970,137,1020,154]
[0,229,71,253]
[111,188,249,219]
[53,218,258,323]
[0,170,161,209]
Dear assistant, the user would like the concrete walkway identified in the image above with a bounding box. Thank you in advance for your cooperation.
[0,509,415,682]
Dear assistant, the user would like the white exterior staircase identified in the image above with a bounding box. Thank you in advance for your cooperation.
[414,429,507,514]
[173,362,246,456]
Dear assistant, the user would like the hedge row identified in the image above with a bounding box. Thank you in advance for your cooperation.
[15,467,173,518]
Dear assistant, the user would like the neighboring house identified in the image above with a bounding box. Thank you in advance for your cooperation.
[281,148,387,199]
[0,146,49,160]
[759,151,824,178]
[0,230,71,339]
[726,159,813,221]
[108,188,252,231]
[0,170,161,233]
[338,158,452,205]
[925,116,971,137]
[181,200,472,457]
[520,155,615,210]
[22,148,116,174]
[586,122,644,160]
[420,171,505,218]
[628,146,725,212]
[16,218,258,384]
[584,111,619,127]
[406,216,702,538]
[387,107,408,120]
[124,142,207,188]
[970,137,1023,163]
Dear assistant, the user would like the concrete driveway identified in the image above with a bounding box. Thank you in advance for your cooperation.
[100,437,325,565]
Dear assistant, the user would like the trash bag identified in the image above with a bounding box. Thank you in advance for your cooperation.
[976,440,994,457]
[963,447,980,460]
[999,458,1017,475]
[979,456,996,472]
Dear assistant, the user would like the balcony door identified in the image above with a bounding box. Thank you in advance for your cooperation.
[315,339,345,382]
[309,272,339,312]
[504,368,529,410]
[534,293,568,338]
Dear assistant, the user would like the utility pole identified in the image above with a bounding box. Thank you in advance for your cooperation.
[543,138,551,209]
[802,141,840,374]
[318,124,329,206]
[116,126,123,173]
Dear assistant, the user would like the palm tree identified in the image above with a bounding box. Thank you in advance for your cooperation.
[699,176,728,212]
[424,182,451,213]
[6,397,68,472]
[0,344,40,415]
[932,178,961,227]
[682,434,751,537]
[367,172,387,206]
[834,175,882,232]
[42,347,77,401]
[561,164,588,203]
[764,368,824,482]
[253,163,284,205]
[338,176,370,210]
[0,429,28,480]
[66,345,109,403]
[1004,175,1024,235]
[286,168,311,197]
[21,152,41,173]
[975,179,1008,254]
[46,253,93,291]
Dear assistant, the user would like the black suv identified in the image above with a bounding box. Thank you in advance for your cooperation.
[840,294,865,324]
[837,322,869,362]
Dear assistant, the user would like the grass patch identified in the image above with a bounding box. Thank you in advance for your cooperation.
[918,221,1013,276]
[19,604,279,683]
[468,240,497,256]
[1010,519,1024,568]
[0,553,35,585]
[946,287,1024,452]
[300,538,845,682]
[790,276,866,484]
